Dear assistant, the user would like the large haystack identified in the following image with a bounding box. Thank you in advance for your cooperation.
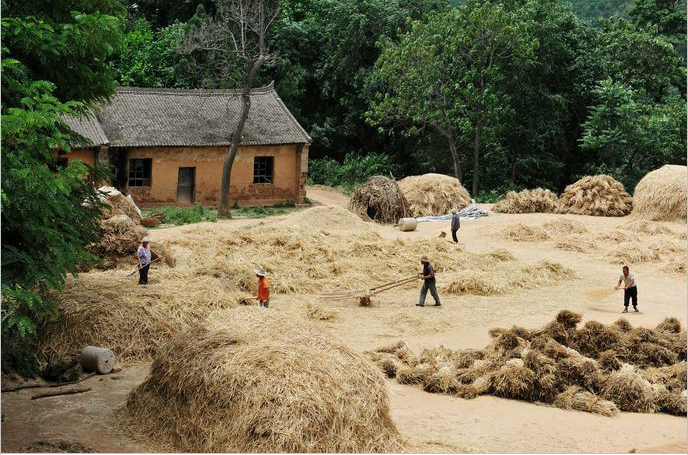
[557,175,633,217]
[121,308,402,453]
[349,175,408,224]
[493,188,559,214]
[89,215,148,261]
[370,313,686,417]
[397,173,471,217]
[631,165,687,222]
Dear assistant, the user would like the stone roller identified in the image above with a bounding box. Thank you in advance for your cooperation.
[397,217,418,232]
[80,346,116,374]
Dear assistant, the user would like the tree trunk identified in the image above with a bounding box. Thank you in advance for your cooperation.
[472,113,482,198]
[447,131,463,183]
[218,56,266,217]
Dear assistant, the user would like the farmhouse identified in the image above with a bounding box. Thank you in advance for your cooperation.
[63,83,311,207]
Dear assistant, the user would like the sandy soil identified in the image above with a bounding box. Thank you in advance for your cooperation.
[2,187,686,453]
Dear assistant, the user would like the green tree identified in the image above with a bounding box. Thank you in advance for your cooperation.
[1,1,123,374]
[580,79,687,188]
[368,3,535,196]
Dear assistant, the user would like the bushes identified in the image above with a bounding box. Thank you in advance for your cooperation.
[307,152,401,193]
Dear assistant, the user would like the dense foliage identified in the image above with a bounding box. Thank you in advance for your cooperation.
[1,0,123,374]
[307,153,401,193]
[115,0,686,196]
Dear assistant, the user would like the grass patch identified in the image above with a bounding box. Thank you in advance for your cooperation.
[145,203,297,226]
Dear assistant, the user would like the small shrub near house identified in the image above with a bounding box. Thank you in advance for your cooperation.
[307,152,401,193]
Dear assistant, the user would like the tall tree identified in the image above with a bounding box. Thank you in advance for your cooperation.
[180,0,280,216]
[368,3,535,196]
[1,0,124,374]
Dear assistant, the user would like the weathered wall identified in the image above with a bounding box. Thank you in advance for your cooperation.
[63,148,97,166]
[124,145,305,207]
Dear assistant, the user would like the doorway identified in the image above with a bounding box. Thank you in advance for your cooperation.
[177,167,195,204]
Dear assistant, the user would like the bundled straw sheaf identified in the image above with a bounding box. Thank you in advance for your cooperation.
[631,165,687,222]
[493,188,559,214]
[121,308,403,453]
[369,312,686,416]
[397,173,471,217]
[557,175,633,217]
[349,175,409,224]
[41,206,565,364]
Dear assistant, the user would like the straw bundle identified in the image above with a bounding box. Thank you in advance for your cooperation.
[372,310,686,416]
[602,364,657,413]
[631,165,687,222]
[22,439,96,453]
[121,308,403,453]
[493,188,559,214]
[348,176,408,224]
[554,386,619,417]
[596,230,639,243]
[397,173,470,217]
[557,175,633,217]
[554,236,593,253]
[503,223,551,242]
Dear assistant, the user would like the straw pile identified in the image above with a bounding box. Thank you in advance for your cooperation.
[99,186,142,224]
[370,312,686,416]
[120,308,402,453]
[493,188,559,214]
[349,176,409,224]
[40,209,571,364]
[631,165,687,222]
[89,215,148,261]
[397,173,470,217]
[557,175,633,217]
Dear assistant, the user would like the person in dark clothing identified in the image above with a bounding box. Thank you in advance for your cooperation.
[450,209,461,243]
[615,265,638,313]
[416,255,441,307]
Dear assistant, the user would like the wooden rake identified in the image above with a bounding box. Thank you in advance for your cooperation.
[321,275,421,305]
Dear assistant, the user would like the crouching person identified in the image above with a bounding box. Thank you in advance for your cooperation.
[256,269,270,308]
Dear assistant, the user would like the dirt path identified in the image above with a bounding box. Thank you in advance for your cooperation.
[305,185,350,207]
[3,189,686,453]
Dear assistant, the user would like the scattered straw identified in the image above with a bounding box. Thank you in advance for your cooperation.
[503,223,551,242]
[306,303,338,321]
[631,165,687,222]
[543,219,587,235]
[493,188,559,214]
[554,386,618,416]
[397,173,470,217]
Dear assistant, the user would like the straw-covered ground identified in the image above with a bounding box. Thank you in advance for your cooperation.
[3,187,686,453]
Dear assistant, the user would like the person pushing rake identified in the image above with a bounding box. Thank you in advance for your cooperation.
[136,236,159,285]
[416,255,441,307]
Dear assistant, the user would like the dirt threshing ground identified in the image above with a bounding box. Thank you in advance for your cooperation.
[2,186,686,453]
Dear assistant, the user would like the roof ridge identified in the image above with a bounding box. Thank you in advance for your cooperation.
[116,82,276,96]
[270,90,313,144]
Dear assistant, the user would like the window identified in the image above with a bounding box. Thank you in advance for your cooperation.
[128,158,152,187]
[253,156,274,184]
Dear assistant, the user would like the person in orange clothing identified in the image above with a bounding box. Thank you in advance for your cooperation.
[256,269,270,308]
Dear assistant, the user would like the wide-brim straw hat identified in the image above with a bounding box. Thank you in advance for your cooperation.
[255,269,267,277]
[420,255,429,263]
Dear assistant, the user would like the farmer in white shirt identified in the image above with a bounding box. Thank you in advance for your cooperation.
[136,236,158,285]
[615,265,638,313]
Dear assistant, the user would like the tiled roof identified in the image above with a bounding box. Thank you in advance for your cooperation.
[95,83,312,147]
[62,110,109,147]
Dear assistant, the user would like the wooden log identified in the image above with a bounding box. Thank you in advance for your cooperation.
[31,387,91,400]
[1,373,95,393]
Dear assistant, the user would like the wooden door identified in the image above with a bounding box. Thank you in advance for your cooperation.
[177,167,195,204]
